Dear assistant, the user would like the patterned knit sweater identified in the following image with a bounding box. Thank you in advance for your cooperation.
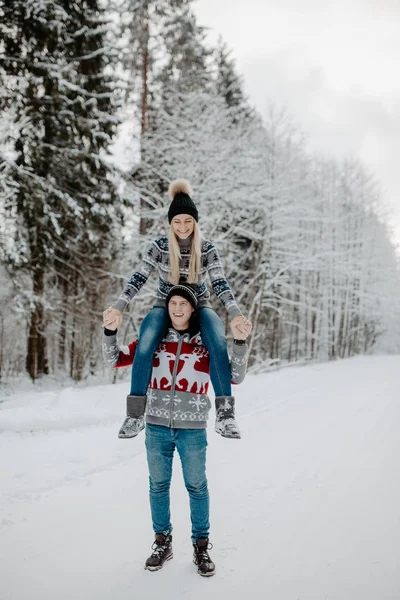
[103,328,248,429]
[114,236,241,319]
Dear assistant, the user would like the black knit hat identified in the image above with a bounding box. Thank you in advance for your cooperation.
[168,179,198,223]
[166,284,198,310]
[166,283,200,337]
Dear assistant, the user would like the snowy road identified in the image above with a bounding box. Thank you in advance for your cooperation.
[1,356,399,600]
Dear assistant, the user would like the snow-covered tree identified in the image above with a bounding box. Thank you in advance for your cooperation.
[1,2,398,384]
[212,37,251,118]
[119,91,400,367]
[0,0,122,380]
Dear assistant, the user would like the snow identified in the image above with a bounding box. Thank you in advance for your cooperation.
[1,355,399,599]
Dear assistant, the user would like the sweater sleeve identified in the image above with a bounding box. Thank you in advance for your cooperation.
[114,240,161,313]
[205,243,242,319]
[230,342,249,384]
[102,331,138,368]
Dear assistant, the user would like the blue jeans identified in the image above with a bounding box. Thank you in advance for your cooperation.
[130,307,169,395]
[145,423,210,543]
[199,307,232,397]
[130,305,232,397]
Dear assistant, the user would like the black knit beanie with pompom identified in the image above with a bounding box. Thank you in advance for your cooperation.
[168,178,198,223]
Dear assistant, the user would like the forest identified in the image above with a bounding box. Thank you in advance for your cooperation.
[1,0,399,384]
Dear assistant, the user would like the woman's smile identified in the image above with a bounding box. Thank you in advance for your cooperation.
[171,214,194,238]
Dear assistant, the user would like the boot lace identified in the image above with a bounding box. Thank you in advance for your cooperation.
[195,541,213,564]
[150,539,169,558]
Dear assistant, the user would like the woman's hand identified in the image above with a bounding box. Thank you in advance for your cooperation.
[103,307,123,330]
[230,315,252,340]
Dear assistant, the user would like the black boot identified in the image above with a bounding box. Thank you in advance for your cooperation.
[214,396,241,439]
[144,533,173,571]
[193,537,215,577]
[118,395,146,439]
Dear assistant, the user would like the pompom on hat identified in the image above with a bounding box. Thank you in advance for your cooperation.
[168,179,198,223]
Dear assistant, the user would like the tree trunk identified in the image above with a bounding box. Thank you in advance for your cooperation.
[70,273,78,379]
[59,277,68,371]
[0,313,4,382]
[270,296,280,360]
[26,266,48,380]
[139,16,150,236]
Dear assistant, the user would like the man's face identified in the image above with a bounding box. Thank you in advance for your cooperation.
[168,295,194,330]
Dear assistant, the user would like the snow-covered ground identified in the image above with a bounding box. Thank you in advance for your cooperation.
[1,355,399,600]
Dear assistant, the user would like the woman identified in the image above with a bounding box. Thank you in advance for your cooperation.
[104,179,251,439]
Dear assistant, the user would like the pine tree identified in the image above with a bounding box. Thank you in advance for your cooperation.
[119,0,212,233]
[154,3,212,101]
[0,0,121,380]
[213,37,249,113]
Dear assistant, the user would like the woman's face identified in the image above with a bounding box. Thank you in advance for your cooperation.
[171,214,194,239]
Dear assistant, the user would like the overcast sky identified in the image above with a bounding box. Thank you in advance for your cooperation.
[194,0,400,247]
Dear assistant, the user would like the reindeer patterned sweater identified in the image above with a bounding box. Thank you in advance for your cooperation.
[103,328,248,429]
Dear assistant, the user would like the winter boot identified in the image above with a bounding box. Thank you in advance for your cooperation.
[118,395,146,439]
[144,533,173,571]
[193,537,215,577]
[214,396,241,439]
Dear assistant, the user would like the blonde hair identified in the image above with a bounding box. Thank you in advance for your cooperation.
[168,220,202,285]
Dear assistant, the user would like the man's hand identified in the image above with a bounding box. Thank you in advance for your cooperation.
[103,306,123,330]
[230,315,252,340]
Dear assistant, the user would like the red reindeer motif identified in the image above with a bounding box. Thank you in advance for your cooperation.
[175,347,209,393]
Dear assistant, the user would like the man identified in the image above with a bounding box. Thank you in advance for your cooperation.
[103,284,250,576]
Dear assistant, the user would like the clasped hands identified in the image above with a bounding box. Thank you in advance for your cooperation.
[103,306,122,331]
[230,315,252,340]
